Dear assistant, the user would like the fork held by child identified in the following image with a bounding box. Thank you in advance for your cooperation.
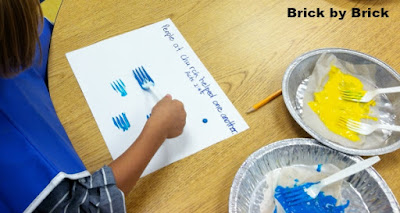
[133,66,163,99]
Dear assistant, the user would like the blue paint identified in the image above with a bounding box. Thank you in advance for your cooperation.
[112,117,118,127]
[273,207,277,213]
[112,112,131,131]
[202,118,208,123]
[317,164,322,172]
[146,113,151,119]
[294,179,299,183]
[111,79,127,96]
[274,181,349,213]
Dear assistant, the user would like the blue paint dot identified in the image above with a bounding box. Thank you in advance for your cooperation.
[202,118,208,123]
[317,164,322,172]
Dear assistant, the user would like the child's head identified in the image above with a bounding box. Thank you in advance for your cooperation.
[0,0,43,78]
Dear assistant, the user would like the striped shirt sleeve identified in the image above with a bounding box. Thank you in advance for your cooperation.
[34,166,126,213]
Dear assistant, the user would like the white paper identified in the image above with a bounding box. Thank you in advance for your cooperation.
[66,19,249,176]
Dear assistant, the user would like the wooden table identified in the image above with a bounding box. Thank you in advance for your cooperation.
[48,0,400,211]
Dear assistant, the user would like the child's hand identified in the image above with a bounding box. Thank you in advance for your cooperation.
[148,94,186,139]
[110,94,186,193]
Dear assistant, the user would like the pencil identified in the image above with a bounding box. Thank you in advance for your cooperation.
[246,89,282,114]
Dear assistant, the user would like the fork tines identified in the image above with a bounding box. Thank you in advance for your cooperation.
[339,90,364,101]
[338,117,372,135]
[133,66,154,90]
[274,183,314,206]
[338,117,358,130]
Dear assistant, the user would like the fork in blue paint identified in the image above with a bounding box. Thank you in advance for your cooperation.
[111,79,127,97]
[133,66,162,99]
[112,113,131,131]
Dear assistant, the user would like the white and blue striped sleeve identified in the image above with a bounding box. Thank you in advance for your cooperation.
[34,166,126,213]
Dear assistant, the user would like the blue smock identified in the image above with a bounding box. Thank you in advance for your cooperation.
[0,19,88,212]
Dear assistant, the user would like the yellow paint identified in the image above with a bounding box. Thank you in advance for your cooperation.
[41,0,62,24]
[308,65,377,141]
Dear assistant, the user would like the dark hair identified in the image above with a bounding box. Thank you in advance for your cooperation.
[0,0,43,77]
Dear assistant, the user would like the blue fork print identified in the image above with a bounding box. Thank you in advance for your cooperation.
[111,79,127,97]
[112,113,131,131]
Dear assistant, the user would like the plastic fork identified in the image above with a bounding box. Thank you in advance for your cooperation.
[133,66,162,99]
[280,156,380,204]
[340,86,400,103]
[340,118,400,135]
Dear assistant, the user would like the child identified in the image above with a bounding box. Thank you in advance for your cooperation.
[0,0,186,212]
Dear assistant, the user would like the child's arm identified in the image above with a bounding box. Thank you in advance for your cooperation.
[109,94,186,194]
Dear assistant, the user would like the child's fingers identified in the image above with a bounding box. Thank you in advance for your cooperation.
[156,94,172,105]
[164,94,172,100]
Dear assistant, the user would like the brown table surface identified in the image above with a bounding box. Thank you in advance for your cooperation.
[48,0,400,211]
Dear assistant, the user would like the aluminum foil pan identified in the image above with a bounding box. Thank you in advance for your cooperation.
[229,138,399,213]
[282,48,400,156]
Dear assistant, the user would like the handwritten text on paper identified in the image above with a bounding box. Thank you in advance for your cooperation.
[162,24,238,134]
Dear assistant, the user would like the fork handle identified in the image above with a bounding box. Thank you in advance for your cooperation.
[320,156,380,187]
[376,124,400,132]
[376,86,400,94]
[149,87,163,100]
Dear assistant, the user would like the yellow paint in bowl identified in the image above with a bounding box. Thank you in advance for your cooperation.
[308,65,377,141]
